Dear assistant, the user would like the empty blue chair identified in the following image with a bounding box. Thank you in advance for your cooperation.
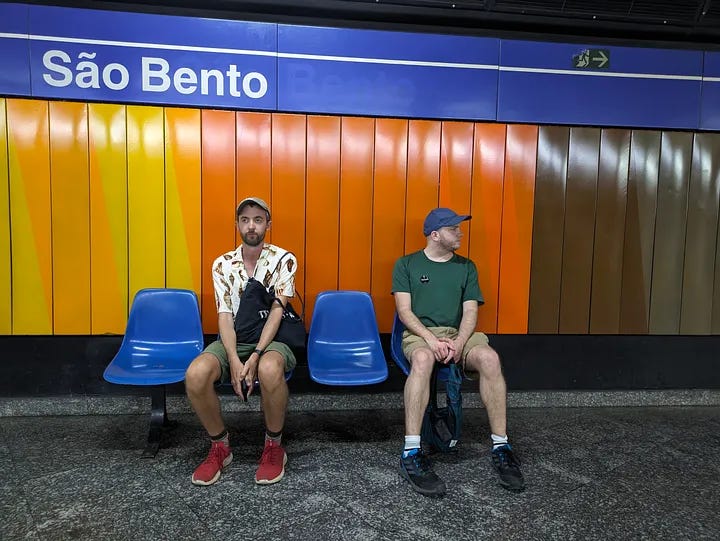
[391,312,449,382]
[104,288,204,457]
[307,291,388,385]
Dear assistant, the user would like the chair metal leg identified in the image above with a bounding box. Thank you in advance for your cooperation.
[142,385,171,458]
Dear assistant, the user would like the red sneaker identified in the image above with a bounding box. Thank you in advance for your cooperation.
[191,441,233,486]
[255,440,287,485]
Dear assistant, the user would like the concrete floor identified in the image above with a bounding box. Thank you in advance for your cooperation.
[1,404,719,540]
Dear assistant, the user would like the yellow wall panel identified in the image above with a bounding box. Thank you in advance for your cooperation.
[6,99,52,334]
[89,104,128,334]
[50,102,91,334]
[127,106,165,302]
[165,108,201,294]
[0,99,10,333]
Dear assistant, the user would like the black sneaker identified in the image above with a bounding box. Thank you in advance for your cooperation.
[491,444,525,492]
[399,449,447,498]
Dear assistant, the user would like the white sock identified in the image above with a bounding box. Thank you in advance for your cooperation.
[491,433,509,449]
[403,435,421,457]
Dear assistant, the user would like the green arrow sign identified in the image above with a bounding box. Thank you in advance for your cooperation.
[572,49,610,69]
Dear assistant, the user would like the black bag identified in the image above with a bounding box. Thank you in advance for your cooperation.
[421,363,463,453]
[233,257,306,349]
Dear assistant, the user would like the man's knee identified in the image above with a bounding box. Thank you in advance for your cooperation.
[185,353,220,392]
[257,352,286,385]
[466,345,503,378]
[409,348,435,379]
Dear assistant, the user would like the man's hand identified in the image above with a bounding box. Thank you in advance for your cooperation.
[450,338,465,364]
[239,353,260,399]
[229,357,246,399]
[427,336,456,364]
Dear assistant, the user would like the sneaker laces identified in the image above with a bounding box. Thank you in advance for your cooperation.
[493,445,520,469]
[260,441,284,466]
[203,441,227,467]
[407,451,433,476]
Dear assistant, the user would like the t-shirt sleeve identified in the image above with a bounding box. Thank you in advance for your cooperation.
[463,260,484,305]
[273,252,297,298]
[212,258,234,314]
[391,257,410,294]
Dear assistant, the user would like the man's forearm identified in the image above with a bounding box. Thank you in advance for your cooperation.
[398,309,436,342]
[218,314,239,360]
[456,309,478,344]
[255,304,283,351]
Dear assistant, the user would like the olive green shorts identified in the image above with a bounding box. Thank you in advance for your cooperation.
[402,326,489,375]
[203,340,297,383]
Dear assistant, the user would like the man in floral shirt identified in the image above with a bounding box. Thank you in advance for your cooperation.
[185,197,298,487]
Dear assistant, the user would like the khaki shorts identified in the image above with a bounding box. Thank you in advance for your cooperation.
[402,326,489,376]
[203,340,296,383]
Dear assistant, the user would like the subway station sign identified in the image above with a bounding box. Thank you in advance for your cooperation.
[0,2,718,130]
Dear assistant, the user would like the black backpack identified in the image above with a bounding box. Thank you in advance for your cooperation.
[421,363,463,453]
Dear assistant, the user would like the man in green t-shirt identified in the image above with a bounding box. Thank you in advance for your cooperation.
[392,207,525,497]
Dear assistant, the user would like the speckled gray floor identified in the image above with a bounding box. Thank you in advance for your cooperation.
[1,405,718,540]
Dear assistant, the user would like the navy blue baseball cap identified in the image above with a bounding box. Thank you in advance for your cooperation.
[423,207,471,236]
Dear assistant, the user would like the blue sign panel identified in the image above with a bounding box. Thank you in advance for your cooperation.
[0,3,32,96]
[2,3,719,130]
[27,5,277,109]
[700,52,720,130]
[498,40,703,129]
[278,25,499,120]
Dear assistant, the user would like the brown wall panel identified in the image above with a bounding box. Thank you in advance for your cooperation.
[620,130,661,334]
[528,126,568,334]
[590,129,630,334]
[649,132,693,334]
[558,128,600,333]
[715,219,720,334]
[681,133,720,334]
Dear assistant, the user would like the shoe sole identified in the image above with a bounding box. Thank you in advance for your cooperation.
[398,467,446,498]
[498,480,526,492]
[255,453,287,485]
[191,453,233,486]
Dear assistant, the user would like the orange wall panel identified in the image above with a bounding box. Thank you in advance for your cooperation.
[439,121,474,258]
[49,102,91,334]
[305,116,341,317]
[7,99,52,334]
[0,99,10,334]
[498,124,538,334]
[236,112,272,245]
[271,114,307,319]
[201,110,236,333]
[405,120,439,253]
[469,123,506,334]
[165,108,201,294]
[88,104,128,334]
[372,118,408,332]
[338,116,374,292]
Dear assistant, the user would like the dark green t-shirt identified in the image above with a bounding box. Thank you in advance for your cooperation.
[391,250,484,328]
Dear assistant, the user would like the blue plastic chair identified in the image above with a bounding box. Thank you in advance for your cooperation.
[104,288,204,457]
[391,312,449,382]
[307,291,388,385]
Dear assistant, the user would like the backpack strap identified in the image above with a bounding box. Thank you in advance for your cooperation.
[269,251,305,318]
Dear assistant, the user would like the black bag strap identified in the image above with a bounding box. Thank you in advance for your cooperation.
[429,362,440,410]
[269,251,305,318]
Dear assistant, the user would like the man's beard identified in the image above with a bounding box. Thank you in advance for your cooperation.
[242,231,265,247]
